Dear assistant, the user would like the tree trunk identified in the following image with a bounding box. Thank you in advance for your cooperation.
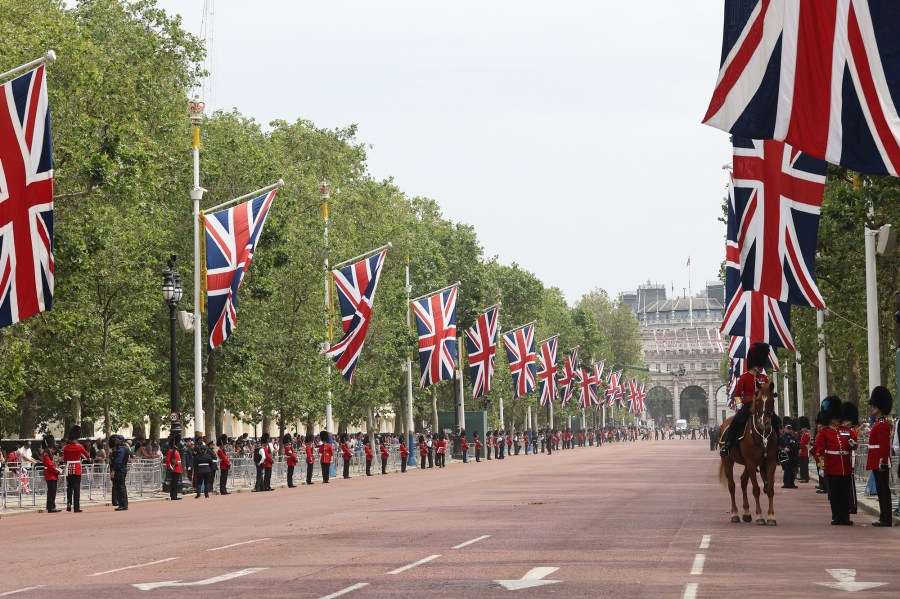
[203,349,217,439]
[215,410,224,442]
[149,415,161,442]
[366,407,376,450]
[278,412,286,447]
[68,393,82,430]
[103,400,111,437]
[846,345,861,405]
[431,386,439,432]
[261,412,270,438]
[132,420,145,439]
[18,390,37,438]
[305,412,315,437]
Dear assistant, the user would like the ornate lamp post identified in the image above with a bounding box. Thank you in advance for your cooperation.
[162,255,184,443]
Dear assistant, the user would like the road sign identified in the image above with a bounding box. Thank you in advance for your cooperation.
[815,569,886,593]
[495,567,561,591]
[133,567,267,591]
[169,411,180,423]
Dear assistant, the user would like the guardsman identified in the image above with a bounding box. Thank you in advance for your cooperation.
[165,435,183,500]
[486,431,492,460]
[284,434,298,488]
[304,434,316,484]
[340,433,353,479]
[364,440,374,476]
[866,386,894,526]
[62,426,89,513]
[262,434,274,491]
[399,437,409,473]
[42,436,60,513]
[506,431,512,457]
[841,402,860,515]
[216,434,231,495]
[418,435,427,469]
[797,417,811,483]
[473,431,482,462]
[436,433,447,468]
[460,430,469,463]
[379,436,389,474]
[319,431,334,483]
[812,396,853,525]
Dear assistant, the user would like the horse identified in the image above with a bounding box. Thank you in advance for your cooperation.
[717,383,779,525]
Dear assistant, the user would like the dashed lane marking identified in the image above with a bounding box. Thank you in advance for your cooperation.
[690,554,705,576]
[683,582,698,599]
[0,587,46,597]
[318,582,369,599]
[388,554,441,575]
[452,535,490,549]
[207,538,271,551]
[700,535,710,549]
[89,557,179,577]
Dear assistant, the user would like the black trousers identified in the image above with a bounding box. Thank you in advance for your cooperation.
[366,459,372,475]
[343,460,351,479]
[112,471,128,508]
[427,451,434,468]
[381,457,387,474]
[400,458,407,472]
[66,474,81,510]
[487,447,492,460]
[287,465,295,487]
[546,441,552,455]
[873,469,893,523]
[255,465,265,490]
[798,456,809,481]
[827,474,852,523]
[321,462,330,483]
[199,471,213,497]
[306,462,314,484]
[169,471,180,499]
[475,448,480,462]
[725,408,751,444]
[783,456,797,486]
[463,449,469,462]
[46,479,57,511]
[437,453,445,468]
[420,455,427,469]
[219,468,229,494]
[264,467,272,490]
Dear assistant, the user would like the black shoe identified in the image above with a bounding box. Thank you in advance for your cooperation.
[115,507,128,511]
[816,489,827,494]
[306,482,314,485]
[74,509,83,513]
[366,474,373,477]
[781,485,798,488]
[843,520,854,525]
[66,505,71,512]
[872,521,892,527]
[171,497,182,500]
[195,495,200,499]
[48,509,61,513]
[221,492,230,495]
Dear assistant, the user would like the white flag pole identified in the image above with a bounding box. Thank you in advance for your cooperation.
[189,97,206,437]
[0,50,56,82]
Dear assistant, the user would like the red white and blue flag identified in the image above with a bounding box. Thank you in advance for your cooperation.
[465,306,499,399]
[604,370,620,407]
[537,336,558,407]
[413,286,458,389]
[729,334,780,371]
[578,366,600,409]
[326,248,387,382]
[558,348,579,406]
[0,65,54,329]
[503,323,536,398]
[727,358,745,410]
[704,0,900,176]
[636,383,647,414]
[615,371,627,408]
[204,189,276,349]
[732,138,826,307]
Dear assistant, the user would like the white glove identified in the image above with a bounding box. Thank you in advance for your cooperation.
[818,468,825,478]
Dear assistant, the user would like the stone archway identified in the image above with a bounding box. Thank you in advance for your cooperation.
[646,386,673,425]
[679,385,708,422]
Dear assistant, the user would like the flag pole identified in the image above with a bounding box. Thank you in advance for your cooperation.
[321,180,334,435]
[410,281,461,303]
[502,320,537,337]
[189,97,206,437]
[333,242,393,270]
[0,50,56,82]
[204,179,285,213]
[537,334,558,346]
[405,254,417,467]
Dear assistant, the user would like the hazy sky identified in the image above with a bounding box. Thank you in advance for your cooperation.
[156,0,732,303]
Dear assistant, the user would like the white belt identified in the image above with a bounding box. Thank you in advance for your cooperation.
[825,450,849,455]
[868,444,880,448]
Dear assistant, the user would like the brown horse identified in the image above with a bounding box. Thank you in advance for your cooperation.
[718,383,779,525]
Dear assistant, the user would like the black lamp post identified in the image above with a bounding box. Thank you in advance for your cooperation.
[162,255,184,444]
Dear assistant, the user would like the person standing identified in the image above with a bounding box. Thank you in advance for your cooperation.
[399,437,409,472]
[545,430,553,455]
[866,386,894,526]
[284,434,298,488]
[216,435,231,495]
[426,434,435,468]
[304,434,316,484]
[364,440,374,476]
[435,433,446,468]
[379,436,389,475]
[797,417,811,483]
[340,434,353,479]
[319,431,334,483]
[418,435,427,469]
[841,402,860,515]
[165,436,183,501]
[109,435,129,511]
[473,431,482,462]
[252,438,265,492]
[42,439,60,513]
[486,432,492,460]
[62,427,89,513]
[813,397,853,525]
[460,431,469,463]
[779,420,799,488]
[193,442,215,499]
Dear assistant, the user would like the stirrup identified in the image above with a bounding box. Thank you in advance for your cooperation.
[719,444,730,457]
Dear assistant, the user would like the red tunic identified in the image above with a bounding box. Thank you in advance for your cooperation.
[62,442,89,476]
[165,448,183,474]
[285,444,298,467]
[866,418,891,470]
[379,444,388,459]
[217,447,231,471]
[798,432,810,457]
[42,454,59,481]
[460,438,469,452]
[364,445,373,461]
[305,445,315,464]
[474,438,483,451]
[341,443,353,461]
[813,426,852,475]
[399,444,409,459]
[418,442,427,457]
[319,443,334,464]
[435,440,445,455]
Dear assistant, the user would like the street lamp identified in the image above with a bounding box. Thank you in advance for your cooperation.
[162,255,184,444]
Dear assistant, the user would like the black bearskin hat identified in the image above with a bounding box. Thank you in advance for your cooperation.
[68,425,81,440]
[842,401,859,425]
[747,342,770,369]
[260,433,270,443]
[782,416,794,430]
[868,385,894,416]
[282,434,292,445]
[797,416,811,430]
[319,430,330,443]
[42,434,55,449]
[821,395,843,423]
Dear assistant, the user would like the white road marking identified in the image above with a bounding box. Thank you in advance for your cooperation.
[133,567,268,591]
[89,557,179,577]
[207,538,271,551]
[816,569,887,592]
[495,567,562,591]
[0,587,46,597]
[690,554,705,575]
[453,535,490,549]
[699,535,710,549]
[388,554,441,574]
[683,582,699,599]
[318,582,369,599]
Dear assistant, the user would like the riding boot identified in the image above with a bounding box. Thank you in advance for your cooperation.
[719,443,731,457]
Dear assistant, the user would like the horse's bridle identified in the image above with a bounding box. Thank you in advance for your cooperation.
[750,400,774,452]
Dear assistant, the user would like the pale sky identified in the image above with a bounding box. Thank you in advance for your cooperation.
[157,0,732,303]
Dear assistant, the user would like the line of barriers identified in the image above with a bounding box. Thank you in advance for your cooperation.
[1,446,413,511]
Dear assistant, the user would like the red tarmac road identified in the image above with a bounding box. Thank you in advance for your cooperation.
[2,440,899,598]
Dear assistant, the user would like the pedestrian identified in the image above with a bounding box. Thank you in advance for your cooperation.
[319,431,333,483]
[473,431,482,462]
[399,437,409,473]
[364,439,374,476]
[426,434,434,468]
[418,435,427,469]
[779,419,799,488]
[340,433,353,479]
[182,438,195,489]
[304,434,316,484]
[165,435,183,500]
[813,396,853,525]
[284,434,298,488]
[545,430,553,455]
[262,434,274,491]
[42,437,60,513]
[109,435,129,511]
[379,436,389,475]
[217,435,231,495]
[865,386,894,526]
[252,438,265,492]
[460,430,469,463]
[193,440,215,499]
[797,417,811,483]
[61,426,89,513]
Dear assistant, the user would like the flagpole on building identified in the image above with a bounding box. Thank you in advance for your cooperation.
[321,180,333,435]
[0,50,56,82]
[189,97,206,437]
[405,255,416,467]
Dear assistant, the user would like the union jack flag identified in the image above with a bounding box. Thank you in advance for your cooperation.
[605,370,620,407]
[413,286,458,389]
[704,0,900,176]
[503,323,536,398]
[204,189,277,349]
[636,383,647,414]
[729,334,780,371]
[0,66,54,329]
[727,358,745,410]
[578,366,599,409]
[732,138,826,307]
[558,348,579,406]
[325,249,387,382]
[615,372,627,408]
[593,360,605,388]
[465,306,499,399]
[536,336,558,407]
[626,378,640,414]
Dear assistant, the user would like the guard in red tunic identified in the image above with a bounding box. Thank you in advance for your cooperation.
[841,402,860,515]
[379,437,389,474]
[304,434,316,484]
[812,396,854,525]
[364,441,374,476]
[473,431,482,462]
[866,386,894,526]
[319,431,334,483]
[62,426,90,512]
[340,433,353,479]
[42,436,60,513]
[165,435,183,501]
[284,434,298,488]
[262,434,274,491]
[460,431,469,463]
[506,432,512,457]
[216,434,231,495]
[485,433,492,460]
[797,416,811,483]
[418,435,428,469]
[435,433,447,468]
[399,438,409,473]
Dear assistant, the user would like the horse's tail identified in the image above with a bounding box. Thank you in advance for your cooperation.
[718,459,729,488]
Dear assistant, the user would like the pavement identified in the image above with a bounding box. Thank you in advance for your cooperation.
[1,440,899,598]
